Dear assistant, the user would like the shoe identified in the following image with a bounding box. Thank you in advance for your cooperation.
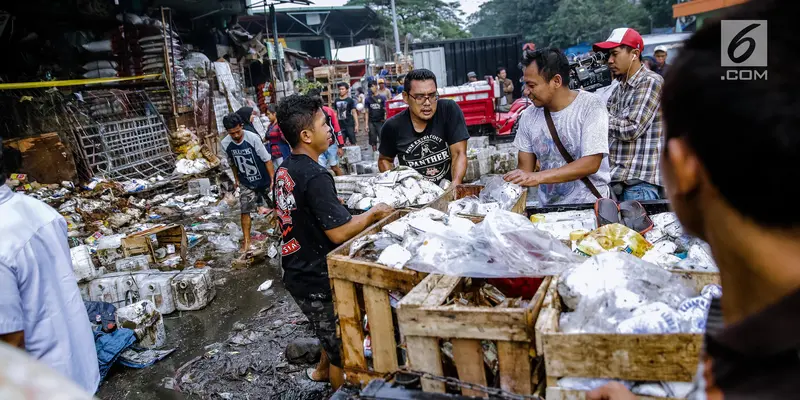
[594,198,620,227]
[619,200,654,235]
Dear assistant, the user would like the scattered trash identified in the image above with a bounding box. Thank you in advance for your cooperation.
[171,268,216,311]
[116,300,167,349]
[257,280,273,292]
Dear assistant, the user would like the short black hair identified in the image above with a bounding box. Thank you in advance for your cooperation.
[521,48,571,86]
[337,82,349,89]
[266,104,277,114]
[618,45,642,61]
[222,112,243,130]
[662,0,797,228]
[306,88,321,98]
[497,66,506,75]
[403,69,437,93]
[277,94,323,147]
[368,81,377,88]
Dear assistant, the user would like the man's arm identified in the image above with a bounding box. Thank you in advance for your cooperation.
[231,164,240,188]
[265,160,275,187]
[0,264,25,349]
[504,79,514,94]
[608,76,662,142]
[517,150,537,173]
[352,107,360,132]
[449,140,467,185]
[325,204,393,244]
[377,120,397,172]
[504,154,603,187]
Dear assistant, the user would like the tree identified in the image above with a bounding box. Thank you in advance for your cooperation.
[467,0,559,43]
[641,0,678,29]
[346,0,470,41]
[545,0,649,48]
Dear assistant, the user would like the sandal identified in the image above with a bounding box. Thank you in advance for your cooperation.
[619,200,654,235]
[594,198,621,228]
[306,367,327,382]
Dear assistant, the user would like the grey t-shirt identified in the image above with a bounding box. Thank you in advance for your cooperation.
[514,90,610,206]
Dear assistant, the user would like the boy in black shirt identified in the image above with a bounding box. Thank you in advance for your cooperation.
[274,94,393,389]
[364,81,388,152]
[379,69,469,185]
[334,82,359,145]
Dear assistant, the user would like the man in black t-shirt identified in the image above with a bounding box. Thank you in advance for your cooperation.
[379,69,469,185]
[334,82,359,145]
[274,94,393,390]
[364,81,387,152]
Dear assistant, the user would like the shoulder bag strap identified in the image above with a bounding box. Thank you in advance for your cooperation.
[543,108,603,199]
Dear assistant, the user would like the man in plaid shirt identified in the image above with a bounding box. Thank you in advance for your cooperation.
[594,28,664,200]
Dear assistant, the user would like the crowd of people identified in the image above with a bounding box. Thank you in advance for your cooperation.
[1,0,796,398]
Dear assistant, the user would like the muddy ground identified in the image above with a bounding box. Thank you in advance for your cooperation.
[96,212,331,400]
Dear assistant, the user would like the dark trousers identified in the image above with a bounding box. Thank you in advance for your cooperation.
[368,120,384,146]
[342,124,356,145]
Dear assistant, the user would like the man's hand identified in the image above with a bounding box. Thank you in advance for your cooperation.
[586,382,638,400]
[503,169,541,187]
[337,147,344,158]
[371,203,394,220]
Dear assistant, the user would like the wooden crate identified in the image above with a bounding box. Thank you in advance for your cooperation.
[426,184,527,217]
[397,274,552,397]
[537,271,720,398]
[121,224,188,268]
[327,210,427,386]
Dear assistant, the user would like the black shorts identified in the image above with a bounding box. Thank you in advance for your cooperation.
[290,290,342,368]
[368,120,384,146]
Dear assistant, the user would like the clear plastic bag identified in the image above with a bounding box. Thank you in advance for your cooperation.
[479,176,522,211]
[406,210,581,277]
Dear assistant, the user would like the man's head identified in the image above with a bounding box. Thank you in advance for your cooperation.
[467,71,477,82]
[337,82,349,98]
[402,69,439,121]
[520,48,571,108]
[369,81,378,95]
[378,78,386,89]
[222,112,245,143]
[497,67,507,80]
[277,95,331,154]
[594,28,644,78]
[306,88,322,100]
[654,45,668,66]
[661,0,797,242]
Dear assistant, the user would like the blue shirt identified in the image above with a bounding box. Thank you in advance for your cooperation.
[0,184,100,393]
[222,129,273,190]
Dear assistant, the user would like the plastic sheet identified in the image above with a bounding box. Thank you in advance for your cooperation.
[406,210,582,277]
[479,176,523,211]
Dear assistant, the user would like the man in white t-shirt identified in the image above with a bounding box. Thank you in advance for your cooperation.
[504,48,611,206]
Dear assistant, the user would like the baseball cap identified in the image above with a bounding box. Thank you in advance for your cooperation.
[467,71,477,77]
[654,45,668,54]
[377,78,385,83]
[593,28,644,52]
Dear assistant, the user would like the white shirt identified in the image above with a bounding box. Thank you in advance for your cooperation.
[513,90,611,206]
[0,184,100,393]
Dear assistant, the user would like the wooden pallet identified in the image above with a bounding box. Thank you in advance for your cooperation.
[327,210,427,387]
[426,184,527,217]
[397,274,552,397]
[537,271,720,396]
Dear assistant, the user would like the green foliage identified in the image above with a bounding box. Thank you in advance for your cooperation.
[294,78,324,95]
[641,0,679,29]
[346,0,470,40]
[469,0,654,49]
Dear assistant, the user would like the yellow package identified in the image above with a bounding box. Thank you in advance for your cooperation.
[576,223,652,258]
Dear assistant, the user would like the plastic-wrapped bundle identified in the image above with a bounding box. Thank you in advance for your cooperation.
[407,210,582,277]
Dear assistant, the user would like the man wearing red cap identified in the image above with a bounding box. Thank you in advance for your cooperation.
[594,28,664,201]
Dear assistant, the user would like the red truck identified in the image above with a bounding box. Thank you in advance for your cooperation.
[385,77,532,138]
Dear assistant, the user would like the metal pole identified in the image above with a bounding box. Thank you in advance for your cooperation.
[390,0,402,56]
[270,4,285,94]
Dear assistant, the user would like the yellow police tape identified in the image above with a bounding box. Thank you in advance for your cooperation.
[0,74,163,90]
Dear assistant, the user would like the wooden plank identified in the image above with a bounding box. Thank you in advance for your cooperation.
[331,279,367,370]
[328,210,406,257]
[399,306,530,341]
[669,270,721,292]
[344,368,385,388]
[546,386,681,400]
[534,277,560,355]
[406,336,445,393]
[543,332,703,382]
[421,275,461,306]
[400,274,444,309]
[451,339,488,398]
[328,255,421,292]
[524,277,551,357]
[497,341,532,395]
[362,285,398,374]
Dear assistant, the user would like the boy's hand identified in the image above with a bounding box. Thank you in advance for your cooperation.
[371,203,394,219]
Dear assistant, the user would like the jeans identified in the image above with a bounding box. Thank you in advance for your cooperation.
[617,182,662,201]
[342,124,356,145]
